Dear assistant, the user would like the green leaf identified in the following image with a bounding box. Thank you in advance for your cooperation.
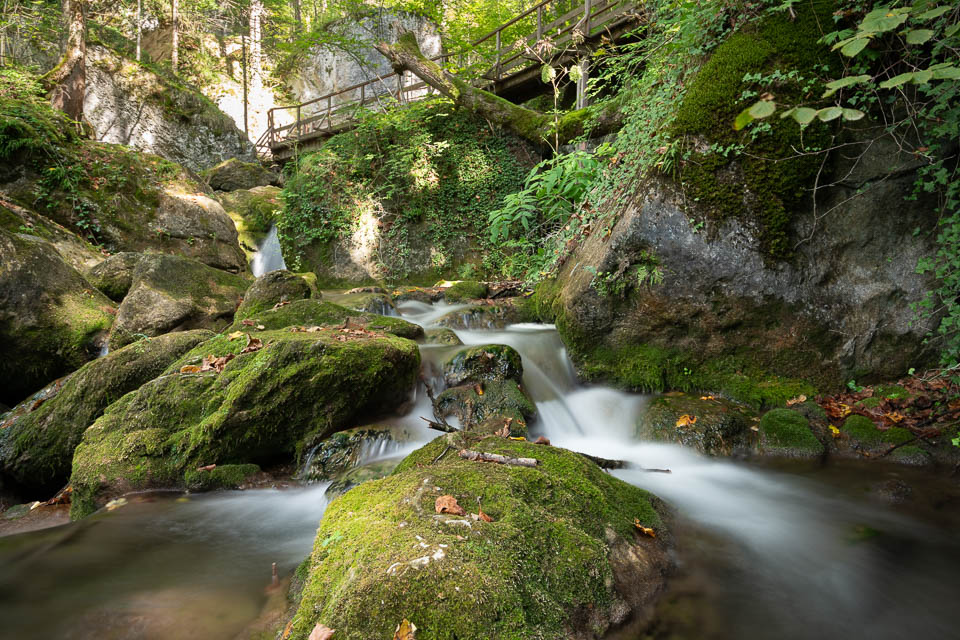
[913,69,934,83]
[841,108,865,121]
[748,100,776,119]
[733,109,754,131]
[946,23,960,37]
[932,65,960,79]
[840,37,870,57]
[879,72,914,88]
[822,74,872,97]
[790,107,818,125]
[905,28,935,44]
[914,6,951,20]
[817,107,843,122]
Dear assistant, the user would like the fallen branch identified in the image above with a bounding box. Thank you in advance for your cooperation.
[459,449,538,467]
[421,416,458,433]
[422,375,458,432]
[576,452,626,470]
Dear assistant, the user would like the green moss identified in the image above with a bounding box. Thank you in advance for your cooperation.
[219,186,283,263]
[184,463,261,491]
[842,415,914,446]
[673,2,837,259]
[289,436,666,639]
[443,280,489,302]
[235,271,312,320]
[69,330,421,519]
[637,394,755,455]
[230,299,423,340]
[759,408,823,456]
[444,344,523,386]
[874,385,911,400]
[436,380,535,436]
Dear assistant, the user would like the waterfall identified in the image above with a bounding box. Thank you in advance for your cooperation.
[251,224,286,277]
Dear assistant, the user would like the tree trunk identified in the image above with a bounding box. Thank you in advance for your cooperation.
[171,0,178,72]
[374,32,565,147]
[241,34,248,135]
[45,0,86,122]
[135,0,141,62]
[248,0,263,132]
[292,0,301,34]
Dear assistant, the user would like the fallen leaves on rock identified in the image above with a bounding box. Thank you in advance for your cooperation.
[435,495,466,516]
[393,619,417,640]
[241,335,264,354]
[475,507,493,522]
[786,394,807,406]
[308,623,335,640]
[634,518,656,538]
[201,353,235,373]
[675,414,697,427]
[179,365,202,374]
[196,464,216,472]
[228,331,245,340]
[272,300,291,310]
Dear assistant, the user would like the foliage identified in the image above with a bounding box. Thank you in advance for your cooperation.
[584,250,664,297]
[279,96,530,280]
[0,66,75,162]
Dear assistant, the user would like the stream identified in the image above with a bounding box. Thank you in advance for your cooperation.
[1,299,959,639]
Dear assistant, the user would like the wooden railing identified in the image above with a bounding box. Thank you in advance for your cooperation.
[258,0,637,157]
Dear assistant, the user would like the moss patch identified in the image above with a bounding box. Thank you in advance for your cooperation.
[229,299,423,340]
[443,280,489,302]
[288,436,668,639]
[759,408,823,457]
[637,394,756,456]
[184,463,261,491]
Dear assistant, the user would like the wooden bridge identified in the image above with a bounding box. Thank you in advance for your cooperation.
[257,0,641,161]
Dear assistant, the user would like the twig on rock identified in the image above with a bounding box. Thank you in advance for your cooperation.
[459,449,538,467]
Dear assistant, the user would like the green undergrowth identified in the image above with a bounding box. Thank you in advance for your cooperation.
[287,436,666,639]
[279,97,533,280]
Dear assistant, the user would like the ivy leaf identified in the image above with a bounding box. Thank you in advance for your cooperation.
[905,29,935,44]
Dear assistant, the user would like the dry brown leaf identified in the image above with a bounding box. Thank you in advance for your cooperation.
[196,464,216,472]
[786,394,808,406]
[308,623,335,640]
[675,414,697,427]
[473,383,484,396]
[435,495,466,516]
[509,436,526,441]
[477,508,493,523]
[393,619,417,640]
[179,365,202,374]
[272,300,291,310]
[227,331,245,341]
[241,336,264,354]
[634,518,656,538]
[534,436,551,445]
[201,353,235,373]
[281,620,295,640]
[241,319,256,327]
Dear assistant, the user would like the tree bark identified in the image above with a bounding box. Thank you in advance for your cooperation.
[292,0,301,34]
[135,0,141,62]
[45,0,86,122]
[171,0,178,72]
[248,0,263,132]
[374,32,576,148]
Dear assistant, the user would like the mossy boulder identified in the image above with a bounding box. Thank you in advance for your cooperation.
[230,299,423,340]
[392,286,443,304]
[69,329,421,519]
[109,253,249,349]
[839,415,930,466]
[235,270,314,320]
[0,330,212,497]
[436,302,526,330]
[0,229,114,406]
[327,291,396,316]
[443,280,488,302]
[300,426,416,483]
[0,198,102,272]
[184,463,263,491]
[217,185,282,264]
[203,158,278,192]
[84,252,141,302]
[425,328,462,346]
[288,436,671,640]
[444,344,523,387]
[436,380,536,436]
[636,393,755,456]
[152,189,247,273]
[758,408,823,458]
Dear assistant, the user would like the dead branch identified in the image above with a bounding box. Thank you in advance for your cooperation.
[459,449,538,467]
[421,416,458,433]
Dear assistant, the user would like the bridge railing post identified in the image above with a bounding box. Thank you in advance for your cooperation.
[584,0,593,34]
[495,30,501,81]
[537,4,543,40]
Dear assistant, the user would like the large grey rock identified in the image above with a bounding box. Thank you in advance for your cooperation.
[0,229,114,406]
[203,158,278,192]
[84,46,256,171]
[109,254,249,349]
[154,189,247,272]
[235,270,313,319]
[554,132,939,389]
[85,252,141,301]
[287,10,442,117]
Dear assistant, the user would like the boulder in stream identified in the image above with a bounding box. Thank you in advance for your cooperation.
[0,228,115,406]
[286,436,671,639]
[0,330,213,496]
[202,158,279,192]
[70,329,421,519]
[231,298,423,340]
[635,393,757,456]
[235,270,314,320]
[109,253,249,349]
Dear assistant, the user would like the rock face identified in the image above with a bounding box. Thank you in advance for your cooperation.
[0,229,114,406]
[548,134,939,395]
[287,436,671,640]
[84,252,141,302]
[84,46,256,171]
[636,394,756,457]
[109,254,249,349]
[286,10,442,115]
[203,158,278,192]
[153,189,247,272]
[0,197,102,272]
[216,185,283,266]
[0,330,212,496]
[70,329,421,518]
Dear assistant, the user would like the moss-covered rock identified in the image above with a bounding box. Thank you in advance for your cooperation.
[436,380,535,436]
[230,299,423,340]
[425,328,462,346]
[444,344,523,387]
[838,415,930,466]
[300,426,411,483]
[0,228,114,406]
[184,463,262,491]
[0,330,212,496]
[109,253,249,349]
[84,252,140,302]
[636,394,755,456]
[326,291,396,316]
[443,280,488,302]
[436,302,527,330]
[69,329,421,519]
[759,408,823,458]
[217,185,282,264]
[203,158,278,192]
[392,286,443,304]
[235,270,314,320]
[288,436,670,639]
[0,197,102,272]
